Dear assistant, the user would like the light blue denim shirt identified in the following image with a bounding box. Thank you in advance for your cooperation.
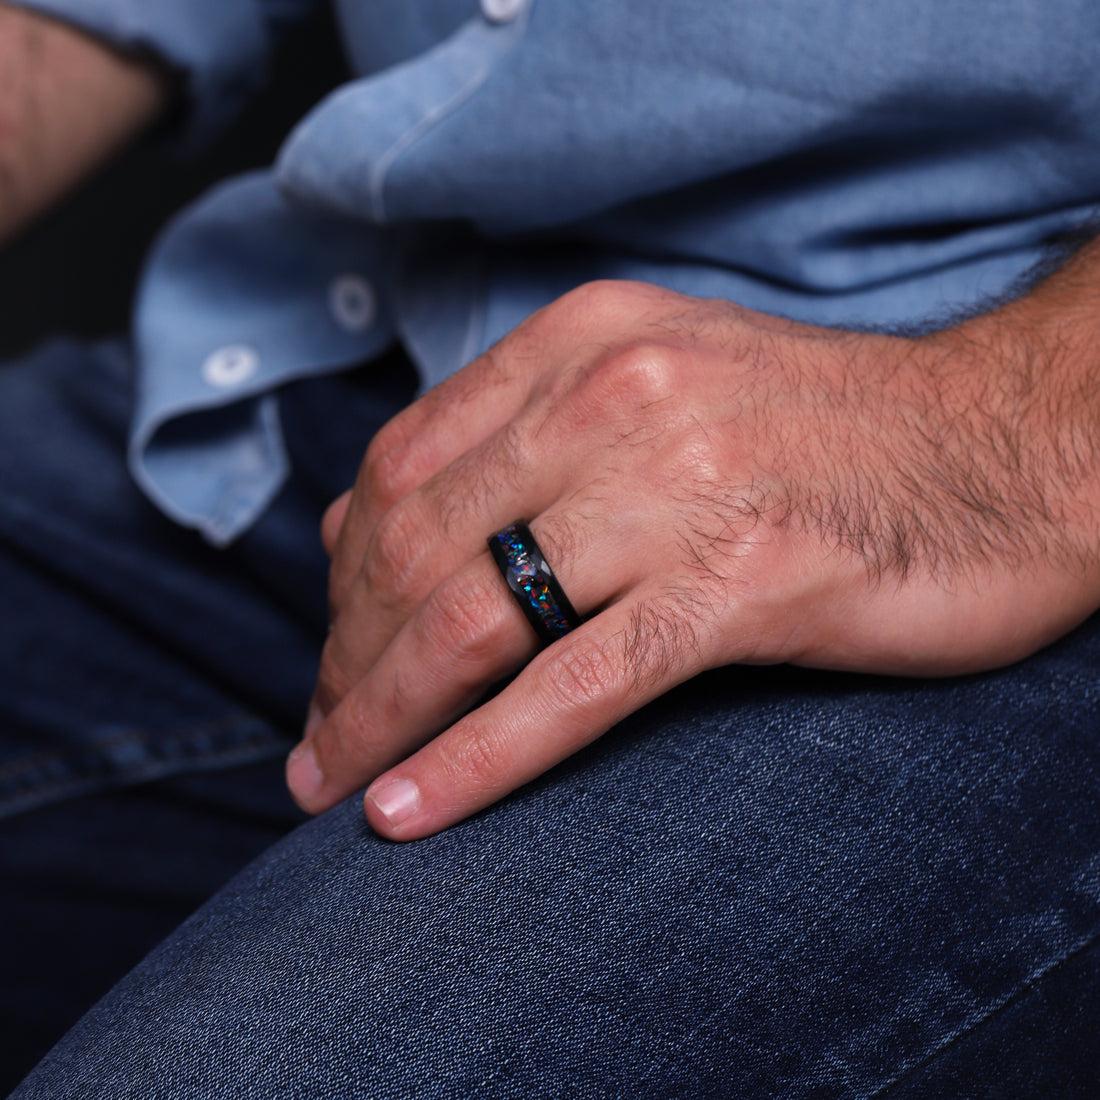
[14,0,1100,543]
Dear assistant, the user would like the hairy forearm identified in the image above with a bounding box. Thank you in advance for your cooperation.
[0,3,169,244]
[955,237,1100,564]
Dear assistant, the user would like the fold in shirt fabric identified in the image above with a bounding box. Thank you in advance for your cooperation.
[15,0,1100,542]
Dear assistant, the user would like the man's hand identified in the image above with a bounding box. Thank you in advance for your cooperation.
[289,242,1100,839]
[0,3,168,245]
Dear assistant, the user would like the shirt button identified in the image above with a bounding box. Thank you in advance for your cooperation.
[329,273,377,334]
[481,0,526,24]
[202,345,260,388]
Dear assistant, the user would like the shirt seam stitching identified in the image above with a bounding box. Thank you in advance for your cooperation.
[368,5,533,222]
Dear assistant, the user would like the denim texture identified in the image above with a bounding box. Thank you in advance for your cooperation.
[0,758,302,1091]
[11,624,1100,1097]
[0,338,413,819]
[4,335,1100,1098]
[0,336,415,1088]
[3,2,1100,1092]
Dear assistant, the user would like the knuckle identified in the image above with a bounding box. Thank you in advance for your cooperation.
[487,418,530,481]
[326,565,353,618]
[331,688,374,753]
[560,278,650,320]
[485,420,532,497]
[420,572,503,664]
[430,421,530,534]
[590,344,681,412]
[362,504,426,599]
[313,645,357,716]
[537,280,659,350]
[545,638,622,707]
[362,418,414,508]
[623,598,701,687]
[530,513,584,574]
[663,427,723,485]
[446,723,507,791]
[567,277,681,320]
[315,690,382,776]
[558,279,624,316]
[469,340,513,390]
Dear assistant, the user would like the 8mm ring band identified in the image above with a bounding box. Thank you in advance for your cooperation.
[488,521,582,645]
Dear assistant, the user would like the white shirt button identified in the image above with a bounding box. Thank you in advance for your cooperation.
[202,345,260,388]
[481,0,526,24]
[329,273,377,334]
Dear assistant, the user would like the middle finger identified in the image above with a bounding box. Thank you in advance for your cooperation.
[314,411,572,715]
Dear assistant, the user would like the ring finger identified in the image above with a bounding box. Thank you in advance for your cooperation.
[312,408,588,720]
[288,512,636,813]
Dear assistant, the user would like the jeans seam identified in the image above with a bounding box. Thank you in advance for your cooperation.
[0,712,285,820]
[623,924,1100,1099]
[868,926,1100,1098]
[0,713,264,784]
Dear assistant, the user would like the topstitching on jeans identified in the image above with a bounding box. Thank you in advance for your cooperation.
[0,711,285,821]
[869,925,1100,1098]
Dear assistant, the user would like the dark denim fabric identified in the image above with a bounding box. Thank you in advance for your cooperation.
[0,337,413,819]
[0,758,300,1089]
[5,340,1100,1097]
[0,337,413,1088]
[11,647,1100,1098]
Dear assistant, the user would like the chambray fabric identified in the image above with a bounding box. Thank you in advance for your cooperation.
[12,0,1100,542]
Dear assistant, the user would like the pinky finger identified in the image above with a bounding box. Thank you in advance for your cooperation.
[362,594,707,840]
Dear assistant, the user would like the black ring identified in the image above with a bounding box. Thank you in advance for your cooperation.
[488,521,582,645]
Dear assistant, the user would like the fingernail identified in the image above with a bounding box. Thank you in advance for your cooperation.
[286,741,324,804]
[304,703,323,739]
[367,776,421,827]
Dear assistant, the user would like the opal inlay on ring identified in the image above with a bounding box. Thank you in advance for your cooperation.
[488,521,581,644]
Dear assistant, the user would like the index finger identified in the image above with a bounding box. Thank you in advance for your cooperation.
[327,339,532,611]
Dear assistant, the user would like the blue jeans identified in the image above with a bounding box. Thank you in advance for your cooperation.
[4,339,1100,1098]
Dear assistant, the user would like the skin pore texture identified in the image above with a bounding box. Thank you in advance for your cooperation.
[293,241,1100,840]
[0,2,167,246]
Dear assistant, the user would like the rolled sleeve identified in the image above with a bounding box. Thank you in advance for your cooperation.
[8,0,321,144]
